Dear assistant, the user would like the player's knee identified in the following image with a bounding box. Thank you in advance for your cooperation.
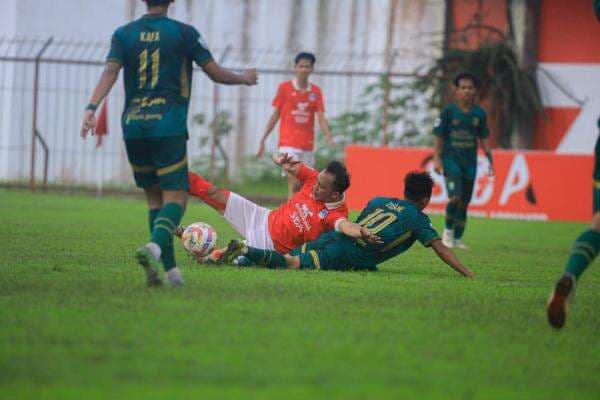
[591,213,600,232]
[163,190,188,208]
[284,254,301,269]
[449,196,462,206]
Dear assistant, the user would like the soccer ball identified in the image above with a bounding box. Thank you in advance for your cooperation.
[180,222,218,257]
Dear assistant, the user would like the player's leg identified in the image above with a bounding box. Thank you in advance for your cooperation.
[220,239,293,268]
[443,174,463,248]
[454,178,474,249]
[188,171,230,214]
[547,212,600,329]
[125,138,165,287]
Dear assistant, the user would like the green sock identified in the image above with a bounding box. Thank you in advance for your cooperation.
[151,203,184,271]
[148,208,176,271]
[454,207,467,239]
[445,202,457,230]
[148,209,160,237]
[244,247,288,269]
[565,229,600,281]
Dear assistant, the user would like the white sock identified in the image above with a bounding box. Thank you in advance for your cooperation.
[146,242,161,259]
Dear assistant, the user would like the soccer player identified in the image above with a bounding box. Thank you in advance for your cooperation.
[182,154,350,265]
[546,116,600,328]
[221,171,474,278]
[80,0,257,287]
[433,72,494,249]
[256,52,335,198]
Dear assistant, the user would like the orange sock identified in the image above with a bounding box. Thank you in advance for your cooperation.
[188,172,229,212]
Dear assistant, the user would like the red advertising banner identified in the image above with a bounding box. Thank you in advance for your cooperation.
[345,146,593,222]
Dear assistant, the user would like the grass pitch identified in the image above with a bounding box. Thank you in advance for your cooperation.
[0,189,599,399]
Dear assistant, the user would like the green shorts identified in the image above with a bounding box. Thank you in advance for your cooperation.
[124,136,189,190]
[444,174,475,204]
[290,233,377,271]
[594,181,600,214]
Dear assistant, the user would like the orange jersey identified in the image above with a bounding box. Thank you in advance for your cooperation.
[268,164,348,253]
[272,79,325,151]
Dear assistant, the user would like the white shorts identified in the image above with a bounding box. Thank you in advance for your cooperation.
[223,192,276,250]
[278,146,315,177]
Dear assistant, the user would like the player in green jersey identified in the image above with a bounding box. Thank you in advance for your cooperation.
[80,0,258,288]
[546,3,600,329]
[433,72,494,250]
[547,116,600,329]
[220,171,473,278]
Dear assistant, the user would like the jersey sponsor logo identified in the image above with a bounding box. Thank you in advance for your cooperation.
[291,102,310,124]
[289,202,314,232]
[318,209,328,219]
[309,92,317,102]
[452,118,460,125]
[473,117,480,127]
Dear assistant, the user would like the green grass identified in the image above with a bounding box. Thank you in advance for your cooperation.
[0,189,599,399]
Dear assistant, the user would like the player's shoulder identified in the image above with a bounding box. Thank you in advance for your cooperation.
[279,80,294,91]
[310,83,322,93]
[472,105,487,117]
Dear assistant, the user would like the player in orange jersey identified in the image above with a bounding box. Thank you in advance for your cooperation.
[257,52,334,198]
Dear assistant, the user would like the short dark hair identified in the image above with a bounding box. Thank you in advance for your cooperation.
[453,71,480,88]
[325,161,350,193]
[404,171,434,202]
[295,52,316,66]
[143,0,173,7]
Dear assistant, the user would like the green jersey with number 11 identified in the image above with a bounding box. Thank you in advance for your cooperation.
[107,14,213,139]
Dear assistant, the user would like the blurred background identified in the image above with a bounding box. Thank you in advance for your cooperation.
[0,0,598,197]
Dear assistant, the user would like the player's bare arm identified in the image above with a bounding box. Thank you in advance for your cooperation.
[317,112,334,147]
[201,61,258,86]
[431,239,474,278]
[257,109,281,158]
[272,152,302,176]
[433,136,444,174]
[81,61,121,139]
[337,220,382,244]
[479,138,495,176]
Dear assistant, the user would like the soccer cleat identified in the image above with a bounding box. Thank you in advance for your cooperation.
[218,240,246,264]
[173,225,186,238]
[442,228,454,248]
[195,248,225,265]
[167,267,185,288]
[135,246,164,287]
[546,274,576,329]
[453,239,470,250]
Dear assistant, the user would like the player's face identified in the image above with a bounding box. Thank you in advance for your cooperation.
[455,79,476,104]
[313,170,340,202]
[295,59,314,79]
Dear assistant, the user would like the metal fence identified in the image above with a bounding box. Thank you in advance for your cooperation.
[0,37,418,192]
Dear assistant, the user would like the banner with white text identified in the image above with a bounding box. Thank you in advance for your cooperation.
[345,146,593,222]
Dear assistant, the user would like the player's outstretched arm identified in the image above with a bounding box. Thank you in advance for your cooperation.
[432,136,444,174]
[272,152,302,176]
[479,138,495,176]
[431,239,474,278]
[201,61,258,86]
[337,220,382,244]
[81,61,121,139]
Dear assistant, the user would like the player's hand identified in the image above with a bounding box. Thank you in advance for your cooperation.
[242,68,258,86]
[433,156,443,175]
[256,141,266,158]
[80,110,97,140]
[360,227,382,244]
[273,152,301,168]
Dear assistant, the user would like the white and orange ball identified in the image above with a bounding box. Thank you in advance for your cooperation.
[180,222,218,257]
